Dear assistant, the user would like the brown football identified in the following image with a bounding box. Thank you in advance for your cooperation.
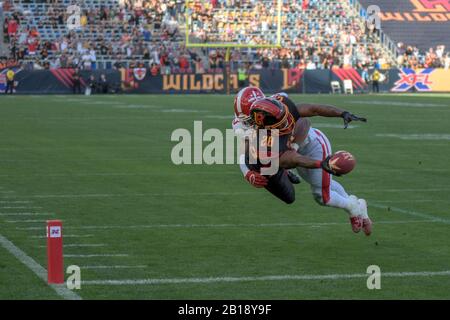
[329,151,356,175]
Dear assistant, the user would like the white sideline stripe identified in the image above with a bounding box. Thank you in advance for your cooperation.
[0,206,42,209]
[0,212,54,216]
[15,219,436,231]
[64,244,105,247]
[349,100,448,107]
[81,265,147,269]
[0,233,81,300]
[0,201,31,203]
[0,171,238,177]
[38,244,106,248]
[2,187,450,198]
[3,188,450,199]
[81,270,450,286]
[5,219,48,223]
[371,203,450,224]
[64,254,129,258]
[375,199,450,203]
[31,234,94,239]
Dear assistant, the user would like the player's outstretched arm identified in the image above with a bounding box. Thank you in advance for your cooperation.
[280,151,339,175]
[280,150,322,170]
[296,104,367,129]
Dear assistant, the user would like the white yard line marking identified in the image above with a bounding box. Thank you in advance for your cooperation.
[313,123,359,129]
[0,212,54,216]
[371,203,450,224]
[64,254,129,258]
[64,244,106,248]
[5,219,48,223]
[0,171,237,178]
[349,100,448,107]
[38,244,106,248]
[376,133,450,141]
[375,200,450,203]
[0,207,43,210]
[0,233,81,300]
[82,270,450,286]
[80,265,147,269]
[0,201,31,203]
[30,234,94,239]
[16,219,436,231]
[4,188,450,199]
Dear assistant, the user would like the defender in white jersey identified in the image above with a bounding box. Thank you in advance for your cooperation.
[232,87,372,235]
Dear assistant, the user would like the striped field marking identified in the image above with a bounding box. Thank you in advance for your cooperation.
[0,233,81,300]
[64,254,129,258]
[38,244,106,248]
[81,265,147,269]
[0,206,42,209]
[31,234,94,239]
[370,203,450,224]
[2,188,450,199]
[64,244,106,248]
[6,219,48,223]
[14,219,439,231]
[0,212,55,216]
[81,270,450,286]
[0,201,32,203]
[375,199,450,203]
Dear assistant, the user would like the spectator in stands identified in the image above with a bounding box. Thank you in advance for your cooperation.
[2,0,448,73]
[7,16,18,39]
[150,63,160,76]
[178,54,190,73]
[3,17,10,42]
[194,56,205,74]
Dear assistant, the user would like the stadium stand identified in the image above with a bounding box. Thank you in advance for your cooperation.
[1,0,447,72]
[358,0,450,69]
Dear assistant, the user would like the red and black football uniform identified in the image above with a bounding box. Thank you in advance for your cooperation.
[244,96,301,204]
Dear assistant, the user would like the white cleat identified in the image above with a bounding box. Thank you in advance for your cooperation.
[347,195,361,217]
[358,199,372,236]
[358,198,368,218]
[348,195,363,233]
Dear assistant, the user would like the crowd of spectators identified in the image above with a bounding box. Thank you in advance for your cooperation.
[1,0,449,73]
[397,43,450,69]
[2,0,189,71]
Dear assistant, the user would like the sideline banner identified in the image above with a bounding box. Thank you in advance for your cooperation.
[2,68,450,94]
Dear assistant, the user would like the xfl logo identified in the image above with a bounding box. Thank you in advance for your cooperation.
[411,0,450,12]
[392,69,434,92]
[49,226,61,238]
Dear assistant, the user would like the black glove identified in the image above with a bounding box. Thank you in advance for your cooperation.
[321,155,341,176]
[341,111,367,129]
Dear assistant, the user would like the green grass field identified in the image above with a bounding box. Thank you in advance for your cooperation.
[0,93,449,299]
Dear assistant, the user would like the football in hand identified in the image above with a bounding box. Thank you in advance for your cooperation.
[328,151,356,175]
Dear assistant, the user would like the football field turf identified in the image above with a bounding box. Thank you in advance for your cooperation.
[0,93,449,299]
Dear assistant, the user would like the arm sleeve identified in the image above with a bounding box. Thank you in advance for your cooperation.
[281,96,301,121]
[239,154,250,176]
[233,117,251,176]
